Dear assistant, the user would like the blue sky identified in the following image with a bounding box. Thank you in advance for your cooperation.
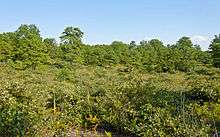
[0,0,220,49]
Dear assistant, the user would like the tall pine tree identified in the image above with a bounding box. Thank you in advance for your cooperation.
[209,35,220,68]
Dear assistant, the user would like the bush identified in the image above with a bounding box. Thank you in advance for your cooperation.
[0,64,219,136]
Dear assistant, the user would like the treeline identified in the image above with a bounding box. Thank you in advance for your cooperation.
[0,24,220,71]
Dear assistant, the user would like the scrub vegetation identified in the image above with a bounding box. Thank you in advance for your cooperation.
[0,24,220,136]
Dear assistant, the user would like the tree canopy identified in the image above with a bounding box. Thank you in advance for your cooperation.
[0,24,218,71]
[209,34,220,68]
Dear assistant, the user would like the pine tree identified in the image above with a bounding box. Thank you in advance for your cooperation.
[209,35,220,68]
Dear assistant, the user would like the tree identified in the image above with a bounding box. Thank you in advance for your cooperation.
[0,32,16,62]
[209,35,220,68]
[12,24,49,69]
[129,41,137,49]
[60,27,84,45]
[171,37,196,72]
[140,40,148,47]
[44,38,57,47]
[59,27,85,64]
[149,39,164,47]
[110,41,130,64]
[43,38,58,62]
[176,36,193,48]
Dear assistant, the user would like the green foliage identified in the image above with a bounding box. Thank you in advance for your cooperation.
[0,24,217,72]
[209,34,220,68]
[0,64,219,136]
[56,68,72,81]
[0,25,220,136]
[0,24,50,70]
[60,27,83,45]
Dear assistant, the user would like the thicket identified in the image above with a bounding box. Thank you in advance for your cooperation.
[0,24,220,136]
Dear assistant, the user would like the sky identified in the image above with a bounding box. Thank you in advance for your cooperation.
[0,0,220,50]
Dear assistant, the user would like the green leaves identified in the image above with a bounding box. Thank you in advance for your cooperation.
[0,64,220,136]
[60,27,83,45]
[209,35,220,68]
[0,24,214,72]
[0,25,220,136]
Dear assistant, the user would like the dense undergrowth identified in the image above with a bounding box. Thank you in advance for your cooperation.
[0,64,219,136]
[0,24,220,136]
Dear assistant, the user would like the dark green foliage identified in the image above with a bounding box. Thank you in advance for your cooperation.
[209,35,220,68]
[60,27,83,45]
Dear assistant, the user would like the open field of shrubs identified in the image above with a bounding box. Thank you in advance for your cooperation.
[0,25,220,136]
[0,64,219,136]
